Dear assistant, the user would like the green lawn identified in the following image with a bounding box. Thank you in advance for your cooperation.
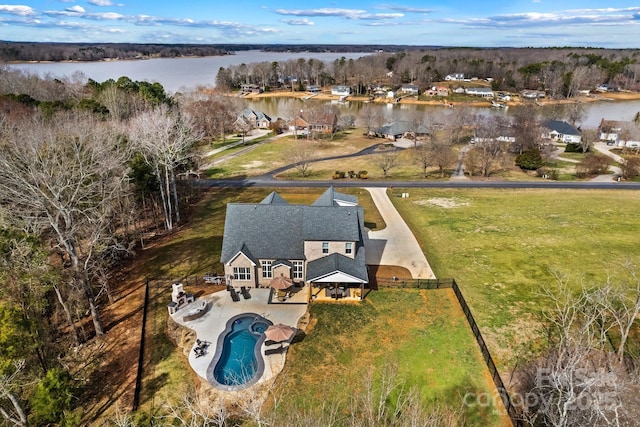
[388,188,640,367]
[275,288,501,426]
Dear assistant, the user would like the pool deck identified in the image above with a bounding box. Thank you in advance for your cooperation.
[171,288,307,388]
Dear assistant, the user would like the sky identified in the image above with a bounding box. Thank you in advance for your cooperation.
[1,1,640,48]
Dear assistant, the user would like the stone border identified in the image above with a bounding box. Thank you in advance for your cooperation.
[206,312,273,391]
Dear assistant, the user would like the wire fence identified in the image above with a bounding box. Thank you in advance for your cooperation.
[378,277,522,427]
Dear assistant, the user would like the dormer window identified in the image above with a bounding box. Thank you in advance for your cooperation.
[322,242,329,254]
[345,242,353,254]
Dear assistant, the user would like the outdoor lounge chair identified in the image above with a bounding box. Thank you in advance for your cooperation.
[264,345,287,355]
[241,286,251,300]
[264,340,280,346]
[230,288,240,302]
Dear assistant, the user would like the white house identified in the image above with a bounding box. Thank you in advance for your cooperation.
[331,85,351,96]
[599,119,640,147]
[400,84,420,95]
[445,73,464,81]
[542,120,582,143]
[465,87,494,98]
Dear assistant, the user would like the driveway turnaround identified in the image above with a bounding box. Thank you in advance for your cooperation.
[365,187,435,279]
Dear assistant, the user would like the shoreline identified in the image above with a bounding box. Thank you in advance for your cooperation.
[237,89,640,108]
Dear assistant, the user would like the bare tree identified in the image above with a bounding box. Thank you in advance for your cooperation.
[291,145,314,177]
[579,129,597,153]
[0,112,132,339]
[128,105,202,232]
[590,263,640,363]
[158,387,228,427]
[0,361,28,427]
[430,138,458,178]
[414,143,431,178]
[358,103,384,138]
[374,149,400,178]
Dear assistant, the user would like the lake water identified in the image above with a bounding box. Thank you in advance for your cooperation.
[8,51,368,94]
[247,96,640,129]
[8,50,640,127]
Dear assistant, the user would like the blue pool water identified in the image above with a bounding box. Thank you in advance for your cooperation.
[213,315,271,387]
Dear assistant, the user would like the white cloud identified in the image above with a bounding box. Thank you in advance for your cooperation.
[0,5,36,16]
[380,5,432,14]
[66,5,85,13]
[281,18,314,26]
[274,8,403,21]
[274,8,366,18]
[88,0,114,5]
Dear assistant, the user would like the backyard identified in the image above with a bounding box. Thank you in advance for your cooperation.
[388,187,640,368]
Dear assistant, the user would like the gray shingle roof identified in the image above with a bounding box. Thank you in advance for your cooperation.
[374,121,430,137]
[220,200,365,264]
[306,250,368,283]
[261,191,289,205]
[544,120,581,136]
[311,187,358,207]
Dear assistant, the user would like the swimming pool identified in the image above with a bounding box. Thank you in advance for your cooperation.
[207,313,272,390]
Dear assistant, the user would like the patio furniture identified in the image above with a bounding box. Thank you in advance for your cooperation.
[241,286,251,300]
[264,345,287,355]
[230,288,240,302]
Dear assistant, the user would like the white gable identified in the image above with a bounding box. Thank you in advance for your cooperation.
[309,271,366,283]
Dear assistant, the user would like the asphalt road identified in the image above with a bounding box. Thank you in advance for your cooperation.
[197,177,640,190]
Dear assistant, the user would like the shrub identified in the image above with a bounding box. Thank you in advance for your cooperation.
[576,154,612,178]
[516,148,543,170]
[333,171,345,179]
[564,143,583,153]
[30,368,74,425]
[620,157,640,180]
[357,170,368,179]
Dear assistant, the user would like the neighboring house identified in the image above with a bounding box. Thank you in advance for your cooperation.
[452,87,466,94]
[425,86,450,97]
[371,121,430,141]
[542,120,582,143]
[220,188,369,297]
[521,90,546,99]
[596,83,619,92]
[400,84,420,95]
[370,84,389,97]
[240,84,262,94]
[599,119,640,147]
[306,84,321,93]
[445,73,465,81]
[236,108,272,130]
[465,87,494,98]
[288,111,338,135]
[331,85,352,96]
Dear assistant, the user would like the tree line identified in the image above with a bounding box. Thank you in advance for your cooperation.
[216,47,640,97]
[0,67,211,425]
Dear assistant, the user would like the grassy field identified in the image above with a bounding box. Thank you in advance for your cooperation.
[275,288,502,426]
[388,188,640,367]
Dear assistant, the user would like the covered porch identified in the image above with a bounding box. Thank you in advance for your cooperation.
[306,252,369,302]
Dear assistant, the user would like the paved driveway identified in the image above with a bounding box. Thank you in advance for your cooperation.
[364,187,435,279]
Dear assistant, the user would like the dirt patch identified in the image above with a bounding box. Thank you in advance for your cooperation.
[242,160,264,169]
[368,265,412,289]
[414,197,470,209]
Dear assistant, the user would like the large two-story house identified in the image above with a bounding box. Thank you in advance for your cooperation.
[220,188,369,298]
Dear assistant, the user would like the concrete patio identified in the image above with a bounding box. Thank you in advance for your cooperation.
[171,288,307,387]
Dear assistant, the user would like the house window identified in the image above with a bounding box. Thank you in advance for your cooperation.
[322,242,329,254]
[345,242,353,254]
[261,261,272,279]
[293,261,303,280]
[233,267,251,281]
